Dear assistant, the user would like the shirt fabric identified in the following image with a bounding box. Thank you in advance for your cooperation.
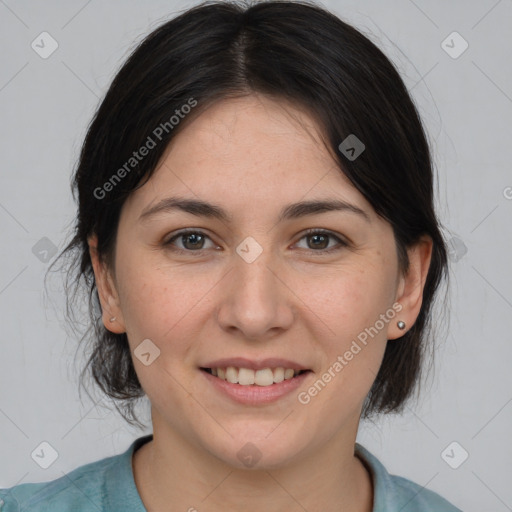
[0,434,462,511]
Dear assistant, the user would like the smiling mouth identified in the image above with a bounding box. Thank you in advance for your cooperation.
[200,367,311,387]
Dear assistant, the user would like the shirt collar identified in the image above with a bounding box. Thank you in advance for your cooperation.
[104,434,153,511]
[355,442,393,512]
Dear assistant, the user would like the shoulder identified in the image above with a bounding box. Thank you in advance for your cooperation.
[0,453,116,512]
[387,474,462,511]
[0,435,151,512]
[355,443,463,511]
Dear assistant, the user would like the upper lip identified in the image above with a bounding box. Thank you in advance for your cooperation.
[201,357,310,371]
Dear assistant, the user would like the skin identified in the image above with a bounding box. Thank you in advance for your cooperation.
[88,93,432,512]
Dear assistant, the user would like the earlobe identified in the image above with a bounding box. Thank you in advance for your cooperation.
[388,237,433,340]
[87,235,126,334]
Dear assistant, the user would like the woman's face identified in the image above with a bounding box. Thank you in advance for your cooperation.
[92,94,422,469]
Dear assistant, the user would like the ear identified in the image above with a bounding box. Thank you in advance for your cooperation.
[88,234,126,334]
[388,236,433,340]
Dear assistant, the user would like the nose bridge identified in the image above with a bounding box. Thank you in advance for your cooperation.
[233,240,279,310]
[216,237,293,338]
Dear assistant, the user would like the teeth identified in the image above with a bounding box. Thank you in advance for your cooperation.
[238,367,254,385]
[225,366,238,383]
[208,367,305,386]
[273,367,285,383]
[254,368,274,386]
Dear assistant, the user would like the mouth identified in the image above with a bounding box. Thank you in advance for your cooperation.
[200,367,312,387]
[200,365,313,404]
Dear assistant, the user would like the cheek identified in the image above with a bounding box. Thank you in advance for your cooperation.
[307,265,394,344]
[114,260,208,409]
[300,266,394,403]
[115,254,219,356]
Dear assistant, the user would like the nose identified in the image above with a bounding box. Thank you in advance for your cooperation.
[215,247,294,341]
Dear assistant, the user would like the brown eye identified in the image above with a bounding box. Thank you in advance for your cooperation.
[180,232,205,250]
[295,229,348,254]
[307,232,329,249]
[164,228,347,256]
[164,230,216,253]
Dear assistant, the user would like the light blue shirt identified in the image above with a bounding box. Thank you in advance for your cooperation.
[0,434,462,511]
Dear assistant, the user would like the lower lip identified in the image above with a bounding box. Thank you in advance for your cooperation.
[200,369,312,405]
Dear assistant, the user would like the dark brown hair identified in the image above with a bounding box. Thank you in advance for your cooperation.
[49,0,448,429]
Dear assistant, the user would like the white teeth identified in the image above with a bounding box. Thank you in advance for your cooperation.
[254,368,274,386]
[225,366,238,383]
[208,366,305,386]
[273,367,285,383]
[284,368,295,380]
[238,367,255,385]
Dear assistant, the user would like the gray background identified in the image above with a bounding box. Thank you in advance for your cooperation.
[1,0,511,510]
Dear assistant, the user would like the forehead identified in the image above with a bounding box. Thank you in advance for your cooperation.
[122,94,374,222]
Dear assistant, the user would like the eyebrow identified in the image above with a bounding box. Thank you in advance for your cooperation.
[138,196,370,224]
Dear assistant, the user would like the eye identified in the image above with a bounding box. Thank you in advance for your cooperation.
[164,229,218,254]
[294,229,348,254]
[164,228,347,255]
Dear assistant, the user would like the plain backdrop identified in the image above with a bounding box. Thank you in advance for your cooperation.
[1,1,511,510]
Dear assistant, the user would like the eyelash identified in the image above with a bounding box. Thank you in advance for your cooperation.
[163,228,348,256]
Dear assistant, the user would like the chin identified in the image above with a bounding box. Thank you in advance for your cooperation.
[205,427,310,471]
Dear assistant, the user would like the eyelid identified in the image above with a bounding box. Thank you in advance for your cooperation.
[294,228,348,254]
[164,228,349,255]
[300,227,348,242]
[164,228,219,254]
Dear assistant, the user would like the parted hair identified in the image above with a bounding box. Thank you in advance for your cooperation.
[49,0,448,428]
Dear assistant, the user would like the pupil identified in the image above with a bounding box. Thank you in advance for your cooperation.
[310,234,327,249]
[185,233,203,249]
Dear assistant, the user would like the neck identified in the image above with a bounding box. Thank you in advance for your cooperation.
[132,417,373,512]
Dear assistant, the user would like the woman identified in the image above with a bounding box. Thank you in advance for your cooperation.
[0,1,462,510]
